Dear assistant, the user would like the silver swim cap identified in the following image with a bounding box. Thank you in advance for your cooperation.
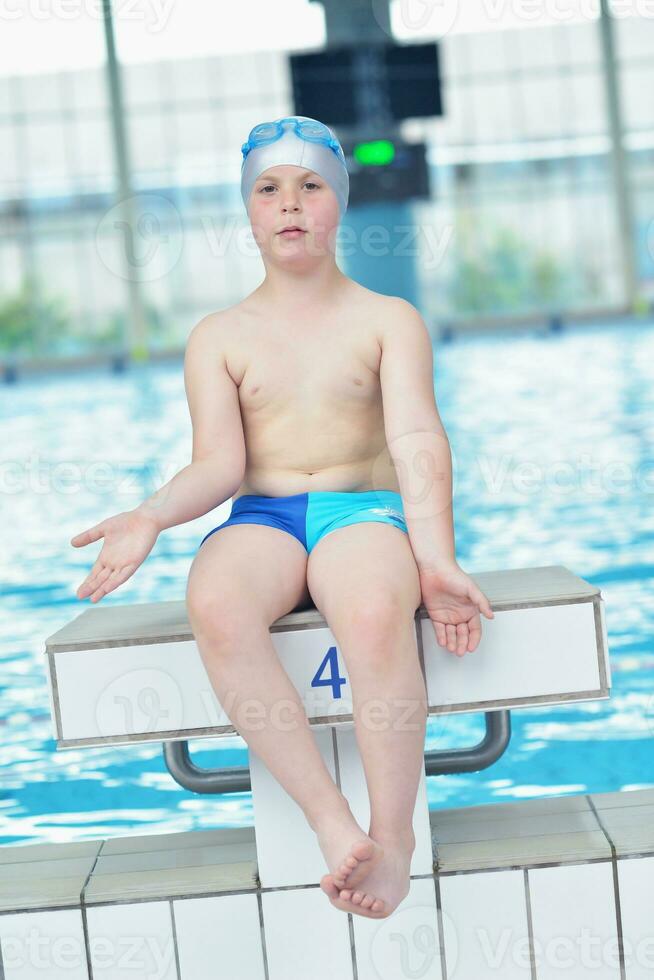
[240,115,349,219]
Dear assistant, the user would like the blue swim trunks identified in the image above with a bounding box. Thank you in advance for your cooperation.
[198,490,409,553]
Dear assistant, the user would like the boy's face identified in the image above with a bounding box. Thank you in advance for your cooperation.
[247,165,340,259]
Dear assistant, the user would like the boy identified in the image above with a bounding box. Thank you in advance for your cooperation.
[71,115,494,919]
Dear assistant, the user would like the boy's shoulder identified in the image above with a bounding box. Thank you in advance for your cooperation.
[357,288,422,335]
[185,305,241,354]
[357,284,418,315]
[346,282,420,324]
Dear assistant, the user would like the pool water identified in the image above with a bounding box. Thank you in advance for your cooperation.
[1,319,653,846]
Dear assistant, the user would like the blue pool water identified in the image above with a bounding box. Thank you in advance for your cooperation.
[1,319,653,847]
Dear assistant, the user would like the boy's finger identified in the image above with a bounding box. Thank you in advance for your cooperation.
[77,572,98,598]
[70,524,104,547]
[110,564,137,590]
[468,620,481,652]
[77,568,103,597]
[83,557,104,585]
[90,567,123,603]
[79,565,112,598]
[472,587,494,619]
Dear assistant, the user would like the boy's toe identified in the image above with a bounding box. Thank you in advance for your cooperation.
[336,857,357,881]
[338,888,388,917]
[321,877,389,918]
[320,873,341,900]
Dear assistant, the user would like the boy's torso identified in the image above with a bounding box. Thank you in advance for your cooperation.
[211,281,401,500]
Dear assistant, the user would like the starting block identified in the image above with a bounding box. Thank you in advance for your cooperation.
[27,563,611,977]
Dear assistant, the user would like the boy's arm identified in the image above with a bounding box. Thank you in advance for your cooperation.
[379,298,456,570]
[136,314,246,532]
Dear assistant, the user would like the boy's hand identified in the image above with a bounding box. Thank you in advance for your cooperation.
[70,510,160,603]
[417,560,494,656]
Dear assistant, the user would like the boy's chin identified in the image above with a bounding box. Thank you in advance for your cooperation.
[271,240,335,260]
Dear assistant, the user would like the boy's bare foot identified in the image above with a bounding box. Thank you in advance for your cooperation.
[320,836,414,919]
[311,806,384,891]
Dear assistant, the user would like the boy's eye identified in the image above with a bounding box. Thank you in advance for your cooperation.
[259,182,320,193]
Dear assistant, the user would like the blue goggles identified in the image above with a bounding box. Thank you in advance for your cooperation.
[241,117,346,166]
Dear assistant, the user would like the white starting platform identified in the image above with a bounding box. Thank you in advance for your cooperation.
[0,563,637,980]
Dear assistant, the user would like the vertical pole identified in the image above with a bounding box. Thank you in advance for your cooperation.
[314,0,390,44]
[311,0,421,304]
[597,0,640,311]
[101,0,149,360]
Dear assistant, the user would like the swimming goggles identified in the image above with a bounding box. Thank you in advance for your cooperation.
[241,117,346,166]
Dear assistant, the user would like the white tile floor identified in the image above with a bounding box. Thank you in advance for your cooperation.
[0,787,652,979]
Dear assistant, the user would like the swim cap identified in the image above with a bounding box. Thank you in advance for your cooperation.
[240,115,349,219]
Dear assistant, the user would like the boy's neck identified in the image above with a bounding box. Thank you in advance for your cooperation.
[255,263,350,313]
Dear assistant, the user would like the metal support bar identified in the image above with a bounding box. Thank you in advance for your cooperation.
[162,710,512,794]
[424,708,511,775]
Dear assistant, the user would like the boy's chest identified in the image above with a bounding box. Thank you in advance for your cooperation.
[230,317,384,420]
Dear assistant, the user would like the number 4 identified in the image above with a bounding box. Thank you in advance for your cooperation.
[310,645,347,699]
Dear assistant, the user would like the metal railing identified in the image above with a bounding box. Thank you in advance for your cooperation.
[162,709,511,794]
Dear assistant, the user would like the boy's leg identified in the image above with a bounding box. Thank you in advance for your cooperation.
[306,520,427,915]
[186,522,383,887]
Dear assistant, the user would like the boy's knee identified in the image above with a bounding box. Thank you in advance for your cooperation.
[336,591,411,642]
[187,582,254,639]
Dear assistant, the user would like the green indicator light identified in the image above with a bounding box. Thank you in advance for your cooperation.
[353,140,395,166]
